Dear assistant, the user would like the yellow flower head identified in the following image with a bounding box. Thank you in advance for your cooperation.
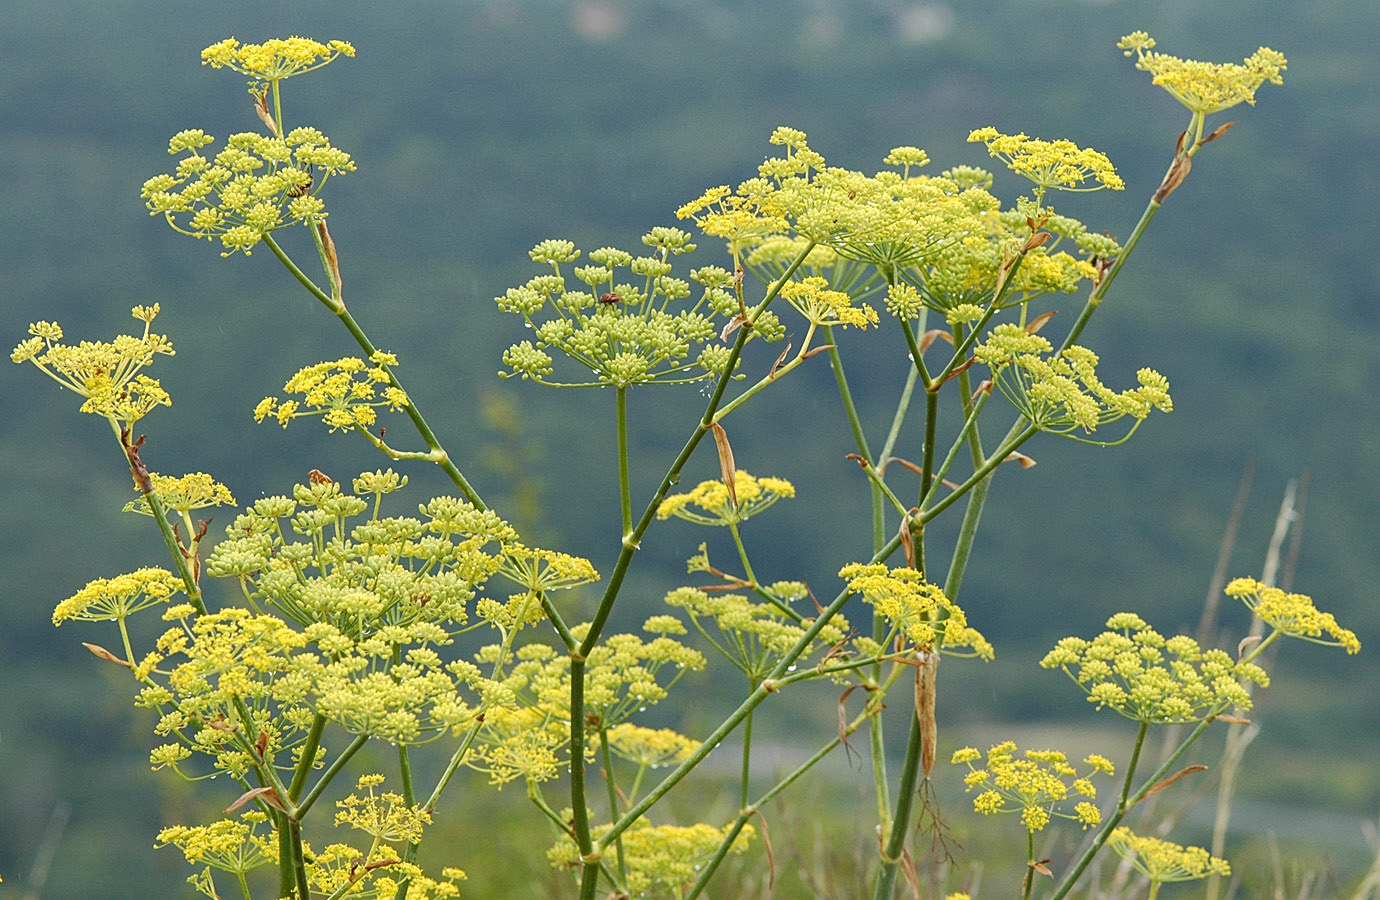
[1119,32,1286,115]
[1040,612,1269,723]
[124,472,235,516]
[657,471,796,526]
[1108,827,1230,883]
[335,774,433,844]
[952,740,1111,833]
[968,127,1124,193]
[600,723,699,769]
[548,820,752,897]
[779,276,879,329]
[254,353,408,432]
[53,567,184,626]
[839,563,992,659]
[13,307,174,430]
[201,36,355,84]
[1226,577,1361,654]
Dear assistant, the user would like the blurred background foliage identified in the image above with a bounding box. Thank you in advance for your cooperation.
[2,0,1378,896]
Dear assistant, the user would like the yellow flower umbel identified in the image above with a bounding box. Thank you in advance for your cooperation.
[254,352,408,432]
[1040,612,1268,724]
[1118,32,1286,116]
[839,563,992,659]
[779,276,879,329]
[657,471,796,526]
[662,586,850,681]
[142,127,354,257]
[968,127,1124,201]
[156,813,275,880]
[498,229,753,387]
[975,325,1172,444]
[201,36,355,85]
[53,567,184,627]
[335,774,432,846]
[1226,577,1361,654]
[952,742,1112,833]
[12,305,174,436]
[1107,827,1230,898]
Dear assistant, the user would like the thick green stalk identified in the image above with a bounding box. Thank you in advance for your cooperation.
[287,714,328,801]
[871,710,926,900]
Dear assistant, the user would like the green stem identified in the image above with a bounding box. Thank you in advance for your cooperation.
[617,386,632,538]
[600,727,628,880]
[1023,829,1036,900]
[571,245,815,900]
[1047,719,1214,900]
[287,714,328,802]
[393,745,419,900]
[871,710,926,900]
[295,734,370,819]
[423,719,487,812]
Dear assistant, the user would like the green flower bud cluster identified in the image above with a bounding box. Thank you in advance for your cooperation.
[497,230,756,387]
[1040,612,1268,724]
[976,326,1172,440]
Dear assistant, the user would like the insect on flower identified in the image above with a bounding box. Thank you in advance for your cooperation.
[599,292,622,304]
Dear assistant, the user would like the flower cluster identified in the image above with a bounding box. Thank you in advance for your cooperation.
[253,352,408,431]
[53,567,184,627]
[1119,32,1286,115]
[157,813,275,880]
[779,276,879,329]
[599,723,700,771]
[482,543,600,630]
[200,36,355,85]
[839,563,992,659]
[290,842,464,900]
[497,230,760,387]
[1107,827,1230,885]
[1227,577,1361,653]
[1040,612,1268,723]
[548,820,753,898]
[976,326,1172,439]
[142,126,354,256]
[662,587,850,681]
[952,741,1112,833]
[656,471,796,527]
[336,774,432,844]
[968,127,1124,194]
[123,472,235,517]
[12,306,174,431]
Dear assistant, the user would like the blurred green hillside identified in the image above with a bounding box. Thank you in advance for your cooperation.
[2,1,1377,897]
